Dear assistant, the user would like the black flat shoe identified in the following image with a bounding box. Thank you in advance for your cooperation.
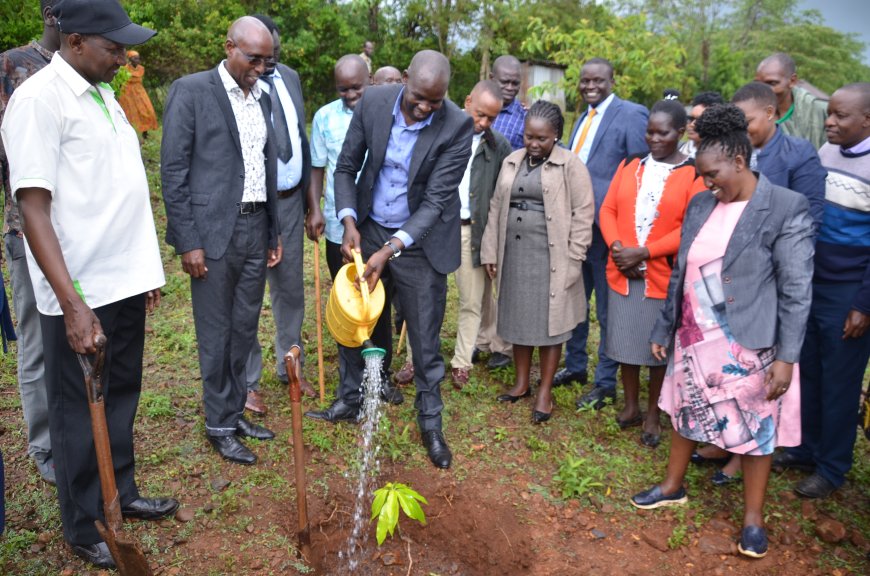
[641,431,661,448]
[496,388,531,403]
[421,430,452,469]
[690,451,730,466]
[552,368,588,387]
[71,542,116,569]
[486,352,512,370]
[121,497,180,520]
[532,401,554,424]
[574,387,616,410]
[236,416,275,440]
[304,399,360,423]
[208,435,256,465]
[616,414,643,429]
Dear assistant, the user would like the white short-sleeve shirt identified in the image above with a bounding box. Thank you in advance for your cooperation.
[1,52,165,315]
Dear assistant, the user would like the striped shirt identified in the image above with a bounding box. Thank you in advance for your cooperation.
[493,99,526,150]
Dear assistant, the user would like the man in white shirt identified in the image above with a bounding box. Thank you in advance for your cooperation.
[1,0,177,567]
[161,16,281,466]
[243,14,315,415]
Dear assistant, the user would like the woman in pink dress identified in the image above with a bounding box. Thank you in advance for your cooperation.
[629,104,815,560]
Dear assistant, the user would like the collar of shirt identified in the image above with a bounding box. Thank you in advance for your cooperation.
[219,60,261,101]
[501,99,523,116]
[392,87,435,132]
[844,134,870,155]
[51,52,97,98]
[585,92,615,116]
[29,40,54,62]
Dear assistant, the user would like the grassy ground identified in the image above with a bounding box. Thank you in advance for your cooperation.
[1,129,869,575]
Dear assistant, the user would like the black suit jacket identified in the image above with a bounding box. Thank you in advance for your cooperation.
[161,65,279,259]
[273,63,311,199]
[334,84,474,274]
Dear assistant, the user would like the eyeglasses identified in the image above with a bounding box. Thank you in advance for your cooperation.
[231,43,275,68]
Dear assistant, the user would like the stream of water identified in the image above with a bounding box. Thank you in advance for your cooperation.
[340,349,386,572]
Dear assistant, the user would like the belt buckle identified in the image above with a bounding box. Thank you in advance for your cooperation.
[517,200,528,210]
[239,202,252,215]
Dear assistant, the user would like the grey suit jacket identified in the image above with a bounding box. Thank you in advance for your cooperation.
[650,175,815,363]
[161,65,279,259]
[333,84,474,275]
[273,62,311,199]
[567,95,648,218]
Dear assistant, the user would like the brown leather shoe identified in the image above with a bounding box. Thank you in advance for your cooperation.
[451,367,469,389]
[394,361,414,385]
[245,390,266,414]
[298,375,318,398]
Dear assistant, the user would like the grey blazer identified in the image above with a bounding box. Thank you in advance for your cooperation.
[650,175,815,363]
[161,65,279,259]
[333,84,474,275]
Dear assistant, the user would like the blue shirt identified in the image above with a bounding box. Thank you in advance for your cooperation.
[492,99,526,150]
[310,98,354,244]
[337,88,434,248]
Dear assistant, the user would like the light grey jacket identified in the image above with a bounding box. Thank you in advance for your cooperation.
[650,175,815,363]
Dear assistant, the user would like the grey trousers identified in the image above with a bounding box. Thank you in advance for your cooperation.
[337,219,446,432]
[191,210,268,435]
[4,232,51,461]
[246,189,305,390]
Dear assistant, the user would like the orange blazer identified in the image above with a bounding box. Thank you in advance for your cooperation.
[599,156,706,298]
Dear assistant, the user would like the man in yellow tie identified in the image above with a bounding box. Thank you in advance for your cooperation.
[556,57,649,410]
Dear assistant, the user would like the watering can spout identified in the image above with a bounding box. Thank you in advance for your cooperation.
[360,339,386,360]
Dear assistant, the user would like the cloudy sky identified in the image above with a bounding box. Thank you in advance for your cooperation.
[799,0,870,64]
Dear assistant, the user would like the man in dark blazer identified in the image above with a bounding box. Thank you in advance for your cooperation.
[243,14,315,415]
[305,50,474,470]
[161,16,280,465]
[556,57,649,410]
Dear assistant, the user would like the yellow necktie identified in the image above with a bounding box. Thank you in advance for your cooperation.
[572,108,597,155]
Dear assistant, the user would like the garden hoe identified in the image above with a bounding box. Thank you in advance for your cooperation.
[78,336,153,576]
[283,345,312,560]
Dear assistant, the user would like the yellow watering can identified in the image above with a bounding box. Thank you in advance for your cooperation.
[325,251,385,348]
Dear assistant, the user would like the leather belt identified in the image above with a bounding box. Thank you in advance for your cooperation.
[509,201,545,213]
[238,201,267,215]
[461,218,471,226]
[278,184,302,199]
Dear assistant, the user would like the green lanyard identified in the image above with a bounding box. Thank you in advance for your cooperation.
[775,103,794,126]
[88,83,116,133]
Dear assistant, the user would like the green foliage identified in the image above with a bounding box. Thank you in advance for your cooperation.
[110,64,131,95]
[0,0,41,50]
[553,454,604,499]
[370,482,427,546]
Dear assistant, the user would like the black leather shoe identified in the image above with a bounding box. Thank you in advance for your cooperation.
[496,388,531,403]
[486,352,512,370]
[690,451,730,466]
[794,473,837,499]
[121,497,180,520]
[71,542,116,569]
[575,387,616,410]
[552,368,588,387]
[304,399,360,423]
[471,347,483,364]
[236,416,275,440]
[772,450,815,472]
[208,435,256,465]
[421,430,452,469]
[380,380,405,405]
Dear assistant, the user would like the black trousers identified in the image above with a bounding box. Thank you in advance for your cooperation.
[42,294,145,545]
[336,220,446,431]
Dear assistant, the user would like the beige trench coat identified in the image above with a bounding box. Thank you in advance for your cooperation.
[480,145,595,337]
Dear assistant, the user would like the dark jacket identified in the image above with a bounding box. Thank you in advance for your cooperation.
[650,175,814,363]
[757,127,826,230]
[334,84,474,274]
[469,128,512,267]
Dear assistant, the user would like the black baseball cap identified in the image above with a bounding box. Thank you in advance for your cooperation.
[53,0,156,46]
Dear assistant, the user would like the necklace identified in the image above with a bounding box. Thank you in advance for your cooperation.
[527,155,547,168]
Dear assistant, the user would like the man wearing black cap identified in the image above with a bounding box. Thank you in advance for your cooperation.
[1,0,178,568]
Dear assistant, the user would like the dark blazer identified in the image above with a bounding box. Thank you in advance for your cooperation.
[650,175,815,363]
[469,128,512,267]
[273,62,311,198]
[756,127,826,230]
[567,95,649,217]
[161,65,279,259]
[334,84,474,274]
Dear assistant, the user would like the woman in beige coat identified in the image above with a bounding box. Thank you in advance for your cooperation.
[481,101,595,422]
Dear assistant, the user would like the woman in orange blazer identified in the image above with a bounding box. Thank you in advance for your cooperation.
[599,99,706,447]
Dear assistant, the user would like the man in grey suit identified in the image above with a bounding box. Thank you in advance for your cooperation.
[243,14,315,415]
[305,50,474,470]
[161,16,280,465]
[556,58,649,410]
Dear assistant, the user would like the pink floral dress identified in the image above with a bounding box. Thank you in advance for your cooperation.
[658,201,801,455]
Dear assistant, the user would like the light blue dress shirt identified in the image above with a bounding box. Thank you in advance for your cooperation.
[337,88,434,248]
[311,98,354,244]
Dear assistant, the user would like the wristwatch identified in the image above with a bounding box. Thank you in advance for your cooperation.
[384,240,402,260]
